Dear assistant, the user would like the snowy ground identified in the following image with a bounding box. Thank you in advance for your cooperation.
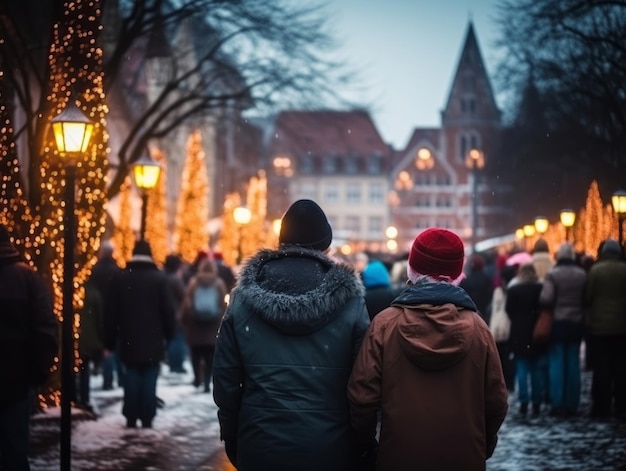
[29,363,626,470]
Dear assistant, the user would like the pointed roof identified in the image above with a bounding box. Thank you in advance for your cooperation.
[441,21,500,122]
[271,110,391,156]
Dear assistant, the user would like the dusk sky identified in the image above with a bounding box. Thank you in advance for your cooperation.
[325,0,502,149]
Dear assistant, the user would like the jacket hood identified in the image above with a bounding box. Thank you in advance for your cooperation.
[234,246,365,335]
[390,279,478,371]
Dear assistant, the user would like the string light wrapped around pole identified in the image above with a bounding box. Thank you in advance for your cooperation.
[51,100,95,471]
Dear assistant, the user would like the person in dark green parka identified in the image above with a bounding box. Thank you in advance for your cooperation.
[213,199,370,471]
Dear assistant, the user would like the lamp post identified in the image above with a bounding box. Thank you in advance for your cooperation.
[132,154,162,240]
[560,209,576,243]
[51,100,94,471]
[465,149,485,253]
[385,225,398,252]
[611,190,626,247]
[233,205,251,264]
[534,216,549,236]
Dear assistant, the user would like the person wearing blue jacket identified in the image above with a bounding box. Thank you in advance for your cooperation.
[213,199,370,471]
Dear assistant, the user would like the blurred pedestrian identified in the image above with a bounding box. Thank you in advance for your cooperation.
[0,224,58,470]
[212,251,236,293]
[532,238,554,281]
[77,279,104,412]
[163,254,188,374]
[506,263,548,416]
[104,240,177,428]
[584,239,626,420]
[540,243,587,417]
[348,228,508,470]
[213,199,369,471]
[89,241,123,390]
[180,258,227,392]
[361,259,397,320]
[460,253,494,324]
[489,263,518,393]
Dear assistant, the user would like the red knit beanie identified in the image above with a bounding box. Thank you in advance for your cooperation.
[408,228,465,283]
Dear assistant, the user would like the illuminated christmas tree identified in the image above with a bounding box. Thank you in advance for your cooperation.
[144,148,168,266]
[219,192,243,267]
[111,177,135,267]
[174,130,209,263]
[242,170,269,258]
[579,181,605,255]
[0,95,33,251]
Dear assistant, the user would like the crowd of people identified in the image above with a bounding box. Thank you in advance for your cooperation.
[3,196,626,469]
[458,238,626,423]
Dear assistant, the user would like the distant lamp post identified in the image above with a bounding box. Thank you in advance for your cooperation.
[465,149,485,253]
[51,100,95,471]
[560,209,576,242]
[534,216,549,235]
[523,224,536,252]
[233,206,252,264]
[385,225,398,252]
[611,190,626,247]
[132,154,162,240]
[515,227,525,241]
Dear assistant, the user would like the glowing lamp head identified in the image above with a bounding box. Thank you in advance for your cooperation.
[612,190,626,215]
[560,209,576,228]
[132,154,162,190]
[51,102,94,154]
[233,206,252,225]
[534,216,549,234]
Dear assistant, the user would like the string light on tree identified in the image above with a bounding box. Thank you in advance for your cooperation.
[174,130,209,262]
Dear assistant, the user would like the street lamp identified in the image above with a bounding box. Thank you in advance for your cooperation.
[233,205,251,264]
[51,100,94,471]
[560,209,576,243]
[534,216,549,235]
[385,225,398,252]
[611,189,626,247]
[132,153,162,240]
[465,148,485,253]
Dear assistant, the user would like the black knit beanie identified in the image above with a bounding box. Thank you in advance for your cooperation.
[132,239,153,257]
[279,199,332,251]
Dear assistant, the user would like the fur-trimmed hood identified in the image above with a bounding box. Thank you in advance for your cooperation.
[233,246,365,335]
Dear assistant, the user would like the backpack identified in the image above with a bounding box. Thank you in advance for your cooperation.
[191,283,221,321]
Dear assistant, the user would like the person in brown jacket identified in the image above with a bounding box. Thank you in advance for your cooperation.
[348,227,509,470]
[180,258,228,392]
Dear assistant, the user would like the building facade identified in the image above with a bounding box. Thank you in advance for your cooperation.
[264,22,512,254]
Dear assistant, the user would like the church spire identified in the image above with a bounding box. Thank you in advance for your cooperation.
[441,21,500,126]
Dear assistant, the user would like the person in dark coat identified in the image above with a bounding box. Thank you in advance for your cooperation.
[460,253,494,324]
[77,279,104,411]
[0,224,58,470]
[362,259,397,320]
[181,258,227,392]
[505,263,548,416]
[212,251,236,293]
[584,239,626,419]
[163,254,188,373]
[213,199,370,471]
[348,228,508,470]
[104,240,177,428]
[88,241,123,390]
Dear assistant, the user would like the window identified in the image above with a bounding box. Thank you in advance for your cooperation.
[368,182,384,203]
[300,182,316,200]
[367,155,381,174]
[323,156,337,174]
[345,156,358,174]
[300,154,314,174]
[324,183,339,203]
[459,132,481,162]
[346,182,361,203]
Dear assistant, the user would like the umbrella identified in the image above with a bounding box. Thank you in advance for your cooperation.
[505,251,533,266]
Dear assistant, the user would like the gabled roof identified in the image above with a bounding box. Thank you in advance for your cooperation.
[271,110,391,156]
[393,127,440,167]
